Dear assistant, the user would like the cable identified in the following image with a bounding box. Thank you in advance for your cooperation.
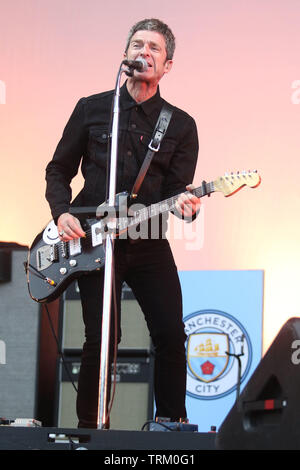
[141,420,177,432]
[101,69,121,425]
[99,236,119,428]
[107,248,118,422]
[43,241,118,428]
[44,303,78,393]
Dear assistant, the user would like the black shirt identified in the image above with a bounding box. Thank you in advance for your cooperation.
[45,82,199,228]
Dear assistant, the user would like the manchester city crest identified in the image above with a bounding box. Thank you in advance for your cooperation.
[184,310,252,400]
[187,333,229,383]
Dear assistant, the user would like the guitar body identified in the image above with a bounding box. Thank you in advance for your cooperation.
[26,217,106,303]
[26,171,261,303]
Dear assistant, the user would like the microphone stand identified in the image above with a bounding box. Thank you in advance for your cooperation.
[226,335,245,411]
[96,61,130,429]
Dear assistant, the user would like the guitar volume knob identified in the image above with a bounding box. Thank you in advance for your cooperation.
[59,267,67,275]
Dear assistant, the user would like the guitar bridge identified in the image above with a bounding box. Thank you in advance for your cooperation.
[36,245,58,271]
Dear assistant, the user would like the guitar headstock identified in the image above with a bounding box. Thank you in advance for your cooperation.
[213,170,261,197]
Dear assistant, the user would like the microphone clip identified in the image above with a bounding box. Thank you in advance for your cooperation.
[124,66,134,77]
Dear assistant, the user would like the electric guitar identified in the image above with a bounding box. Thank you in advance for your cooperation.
[26,170,261,303]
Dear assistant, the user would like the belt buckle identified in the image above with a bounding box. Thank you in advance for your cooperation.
[148,138,161,152]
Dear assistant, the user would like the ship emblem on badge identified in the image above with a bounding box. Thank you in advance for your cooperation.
[187,333,229,383]
[184,310,252,400]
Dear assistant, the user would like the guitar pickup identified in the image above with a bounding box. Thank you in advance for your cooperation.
[61,241,68,258]
[91,221,103,247]
[69,238,82,256]
[49,244,59,262]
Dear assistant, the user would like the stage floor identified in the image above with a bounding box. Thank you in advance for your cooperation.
[0,426,216,451]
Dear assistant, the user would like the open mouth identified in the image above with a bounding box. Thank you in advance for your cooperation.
[137,57,152,68]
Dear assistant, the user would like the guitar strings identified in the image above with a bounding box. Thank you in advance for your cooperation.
[55,183,212,249]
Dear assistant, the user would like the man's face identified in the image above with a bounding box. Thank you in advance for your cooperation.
[125,30,173,85]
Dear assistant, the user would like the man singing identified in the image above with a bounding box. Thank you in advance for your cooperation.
[45,18,200,428]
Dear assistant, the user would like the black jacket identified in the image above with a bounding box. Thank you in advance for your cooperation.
[45,82,199,226]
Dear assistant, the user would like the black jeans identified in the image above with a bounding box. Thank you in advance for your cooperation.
[76,238,187,428]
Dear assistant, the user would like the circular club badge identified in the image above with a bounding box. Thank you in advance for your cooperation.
[184,309,252,400]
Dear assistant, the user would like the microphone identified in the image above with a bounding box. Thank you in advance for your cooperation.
[122,58,148,73]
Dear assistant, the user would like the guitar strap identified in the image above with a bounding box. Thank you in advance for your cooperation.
[130,102,173,199]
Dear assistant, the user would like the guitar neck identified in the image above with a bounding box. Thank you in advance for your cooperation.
[127,181,215,227]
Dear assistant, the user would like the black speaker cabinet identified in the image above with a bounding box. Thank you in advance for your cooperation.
[216,317,300,450]
[55,351,154,430]
[55,281,154,429]
[0,244,41,420]
[60,281,151,352]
